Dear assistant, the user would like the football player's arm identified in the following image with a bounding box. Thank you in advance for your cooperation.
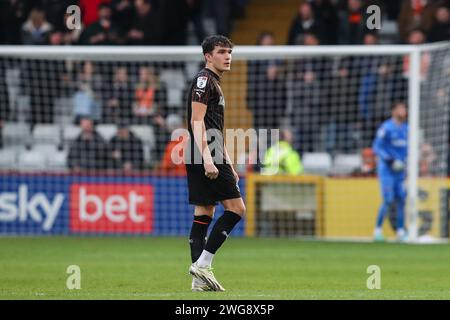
[191,102,218,179]
[372,127,393,162]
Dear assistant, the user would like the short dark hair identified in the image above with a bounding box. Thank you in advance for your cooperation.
[391,101,406,110]
[256,31,274,45]
[201,35,233,55]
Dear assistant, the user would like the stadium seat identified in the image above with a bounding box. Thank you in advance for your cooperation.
[331,154,362,176]
[159,69,186,107]
[33,124,61,145]
[17,148,47,170]
[33,144,59,155]
[378,20,398,44]
[47,148,68,170]
[97,124,117,141]
[54,97,75,125]
[0,147,18,169]
[2,122,31,146]
[302,152,332,175]
[130,125,155,148]
[63,125,82,142]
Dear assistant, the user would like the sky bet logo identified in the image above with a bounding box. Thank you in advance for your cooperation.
[0,184,64,231]
[70,184,153,233]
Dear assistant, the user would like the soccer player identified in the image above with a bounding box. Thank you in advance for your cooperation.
[372,101,408,242]
[185,35,245,291]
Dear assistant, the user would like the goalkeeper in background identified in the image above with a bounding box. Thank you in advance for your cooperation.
[372,101,408,242]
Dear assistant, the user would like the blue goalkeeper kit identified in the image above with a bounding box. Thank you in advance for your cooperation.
[372,118,408,230]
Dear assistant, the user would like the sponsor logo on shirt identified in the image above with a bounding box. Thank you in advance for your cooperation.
[196,76,208,89]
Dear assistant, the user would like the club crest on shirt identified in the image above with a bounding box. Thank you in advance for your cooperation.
[196,76,208,88]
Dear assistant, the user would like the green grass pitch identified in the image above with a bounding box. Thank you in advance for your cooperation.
[1,237,450,299]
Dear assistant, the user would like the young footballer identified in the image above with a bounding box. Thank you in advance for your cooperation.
[185,35,246,291]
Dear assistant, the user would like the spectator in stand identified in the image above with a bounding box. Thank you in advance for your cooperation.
[358,32,406,146]
[49,12,85,45]
[359,147,376,176]
[126,0,162,45]
[323,56,360,154]
[0,0,28,44]
[133,66,166,124]
[287,2,325,45]
[159,0,190,45]
[247,32,286,170]
[158,114,187,175]
[73,61,104,124]
[310,0,339,44]
[398,0,440,42]
[247,32,286,132]
[111,0,135,34]
[187,0,206,44]
[21,56,65,128]
[68,117,111,173]
[338,0,367,44]
[79,3,123,45]
[380,0,402,21]
[419,142,436,176]
[402,28,430,80]
[261,128,304,175]
[104,66,134,123]
[428,5,450,42]
[40,0,74,32]
[290,32,330,153]
[21,7,53,45]
[110,120,145,172]
[206,0,234,38]
[79,0,112,27]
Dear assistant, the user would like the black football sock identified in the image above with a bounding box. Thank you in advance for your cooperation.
[189,215,213,263]
[204,210,241,254]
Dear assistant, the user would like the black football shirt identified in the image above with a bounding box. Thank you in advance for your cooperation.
[186,67,226,164]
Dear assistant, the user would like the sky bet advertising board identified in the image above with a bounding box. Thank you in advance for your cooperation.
[0,175,245,236]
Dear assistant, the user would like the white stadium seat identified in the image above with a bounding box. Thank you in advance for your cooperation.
[332,154,362,176]
[302,152,332,175]
[47,148,68,170]
[130,125,155,148]
[96,124,117,141]
[63,125,82,141]
[17,149,47,170]
[33,124,61,145]
[3,122,31,146]
[0,147,18,168]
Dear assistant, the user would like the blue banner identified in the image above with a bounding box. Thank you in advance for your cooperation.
[0,175,245,236]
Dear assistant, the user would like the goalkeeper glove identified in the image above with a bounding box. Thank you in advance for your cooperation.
[391,159,405,172]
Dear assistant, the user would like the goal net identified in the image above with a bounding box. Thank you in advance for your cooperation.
[0,43,449,241]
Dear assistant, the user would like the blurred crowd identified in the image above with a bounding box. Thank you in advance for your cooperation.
[0,0,248,46]
[0,0,449,46]
[0,0,450,176]
[287,0,450,45]
[247,28,450,176]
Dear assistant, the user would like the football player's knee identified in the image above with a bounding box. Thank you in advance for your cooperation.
[383,193,395,205]
[224,203,246,217]
[237,203,247,217]
[195,205,215,217]
[396,196,406,205]
[234,203,246,217]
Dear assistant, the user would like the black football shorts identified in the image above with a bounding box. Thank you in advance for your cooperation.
[186,163,241,206]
